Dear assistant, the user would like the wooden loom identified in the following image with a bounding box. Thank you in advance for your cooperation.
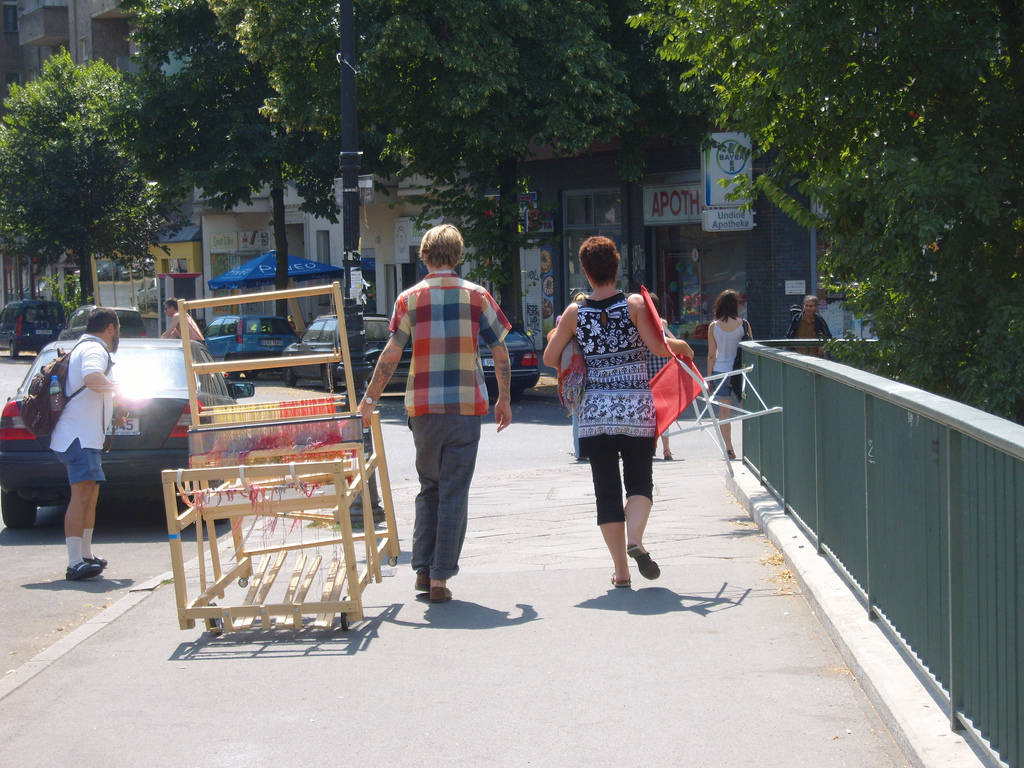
[162,283,399,634]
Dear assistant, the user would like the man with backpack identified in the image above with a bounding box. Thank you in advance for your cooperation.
[50,308,121,581]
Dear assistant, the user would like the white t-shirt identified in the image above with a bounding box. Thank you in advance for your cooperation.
[49,335,113,452]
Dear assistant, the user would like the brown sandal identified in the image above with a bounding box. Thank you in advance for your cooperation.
[611,575,631,589]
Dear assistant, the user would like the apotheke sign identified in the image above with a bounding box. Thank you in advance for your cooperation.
[642,184,701,225]
[701,206,755,232]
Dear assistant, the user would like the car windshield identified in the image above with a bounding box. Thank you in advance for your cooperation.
[365,319,391,342]
[24,346,187,399]
[247,317,292,335]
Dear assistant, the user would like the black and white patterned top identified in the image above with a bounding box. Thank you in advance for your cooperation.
[575,293,656,439]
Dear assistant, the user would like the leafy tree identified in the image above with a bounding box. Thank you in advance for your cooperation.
[0,51,166,301]
[41,273,85,322]
[122,0,342,313]
[206,0,708,313]
[634,1,1024,422]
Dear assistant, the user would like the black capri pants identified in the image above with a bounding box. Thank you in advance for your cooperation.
[580,433,656,525]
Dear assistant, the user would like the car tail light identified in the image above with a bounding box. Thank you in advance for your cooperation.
[15,316,22,339]
[235,325,243,345]
[521,351,539,368]
[169,400,203,439]
[0,401,37,441]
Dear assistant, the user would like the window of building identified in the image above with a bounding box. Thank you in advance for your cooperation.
[78,36,89,63]
[651,225,749,341]
[2,3,17,34]
[315,229,330,263]
[563,188,623,295]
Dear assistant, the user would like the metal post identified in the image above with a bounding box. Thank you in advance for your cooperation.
[339,0,361,298]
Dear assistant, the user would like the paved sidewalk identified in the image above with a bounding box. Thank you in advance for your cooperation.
[0,424,918,768]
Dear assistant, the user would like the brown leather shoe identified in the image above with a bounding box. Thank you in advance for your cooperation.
[429,585,452,603]
[415,571,430,593]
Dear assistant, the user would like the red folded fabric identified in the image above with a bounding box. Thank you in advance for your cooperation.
[640,286,704,437]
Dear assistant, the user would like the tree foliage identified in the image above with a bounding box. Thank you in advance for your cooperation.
[0,51,166,300]
[205,0,710,305]
[123,0,342,307]
[635,0,1024,422]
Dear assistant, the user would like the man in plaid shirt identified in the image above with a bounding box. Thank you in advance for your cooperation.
[358,224,512,603]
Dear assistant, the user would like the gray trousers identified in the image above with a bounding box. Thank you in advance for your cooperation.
[408,414,482,580]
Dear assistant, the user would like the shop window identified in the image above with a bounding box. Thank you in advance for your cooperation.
[2,3,17,34]
[652,225,748,341]
[563,189,623,296]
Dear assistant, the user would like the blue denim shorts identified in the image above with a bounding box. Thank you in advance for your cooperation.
[55,438,105,485]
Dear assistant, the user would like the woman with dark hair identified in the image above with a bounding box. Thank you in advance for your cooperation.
[706,289,752,460]
[544,236,693,589]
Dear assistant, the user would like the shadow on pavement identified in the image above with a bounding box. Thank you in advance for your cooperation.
[576,582,751,617]
[168,603,404,660]
[22,577,134,592]
[387,600,539,630]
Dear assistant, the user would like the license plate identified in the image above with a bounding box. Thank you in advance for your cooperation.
[106,417,140,436]
[481,358,494,368]
[260,339,281,348]
[35,329,51,335]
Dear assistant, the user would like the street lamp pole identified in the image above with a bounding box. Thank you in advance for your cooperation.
[339,0,360,298]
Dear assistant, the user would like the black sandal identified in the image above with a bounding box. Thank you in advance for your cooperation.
[626,545,661,580]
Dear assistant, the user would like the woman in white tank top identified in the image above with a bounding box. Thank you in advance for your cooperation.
[706,290,753,460]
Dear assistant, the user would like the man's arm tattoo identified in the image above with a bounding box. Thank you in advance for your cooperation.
[366,358,397,399]
[495,353,511,396]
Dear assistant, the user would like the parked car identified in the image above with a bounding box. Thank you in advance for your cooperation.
[363,315,412,392]
[480,325,540,400]
[58,305,147,341]
[0,338,254,528]
[203,315,299,376]
[0,300,65,358]
[281,314,373,391]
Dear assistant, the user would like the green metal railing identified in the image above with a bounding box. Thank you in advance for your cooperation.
[742,341,1022,768]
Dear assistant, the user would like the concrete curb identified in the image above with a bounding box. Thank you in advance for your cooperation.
[0,570,173,703]
[726,464,988,768]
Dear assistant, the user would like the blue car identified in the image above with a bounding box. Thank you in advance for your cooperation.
[203,315,299,377]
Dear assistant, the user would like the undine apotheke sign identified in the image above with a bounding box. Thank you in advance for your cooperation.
[701,132,753,208]
[642,184,701,225]
[701,206,755,232]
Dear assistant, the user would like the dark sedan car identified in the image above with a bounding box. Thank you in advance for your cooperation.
[58,305,147,341]
[0,338,254,528]
[480,326,540,400]
[281,314,374,392]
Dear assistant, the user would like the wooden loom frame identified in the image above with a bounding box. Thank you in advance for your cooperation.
[164,283,399,633]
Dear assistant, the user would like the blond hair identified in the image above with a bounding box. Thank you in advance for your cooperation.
[419,224,464,269]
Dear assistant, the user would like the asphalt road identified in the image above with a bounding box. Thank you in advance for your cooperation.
[0,358,576,672]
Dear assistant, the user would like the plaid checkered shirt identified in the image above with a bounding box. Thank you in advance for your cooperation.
[389,271,511,417]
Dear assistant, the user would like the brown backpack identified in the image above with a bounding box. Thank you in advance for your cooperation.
[20,340,109,438]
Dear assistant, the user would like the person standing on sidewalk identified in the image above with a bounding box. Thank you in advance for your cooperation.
[543,237,693,589]
[358,224,513,604]
[50,308,122,581]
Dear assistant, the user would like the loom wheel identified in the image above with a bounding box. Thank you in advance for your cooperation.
[205,603,224,635]
[388,556,398,566]
[238,577,249,588]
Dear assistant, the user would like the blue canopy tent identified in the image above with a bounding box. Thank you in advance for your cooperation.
[207,251,344,290]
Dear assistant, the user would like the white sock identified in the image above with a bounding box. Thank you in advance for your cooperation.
[82,528,94,559]
[67,537,83,567]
